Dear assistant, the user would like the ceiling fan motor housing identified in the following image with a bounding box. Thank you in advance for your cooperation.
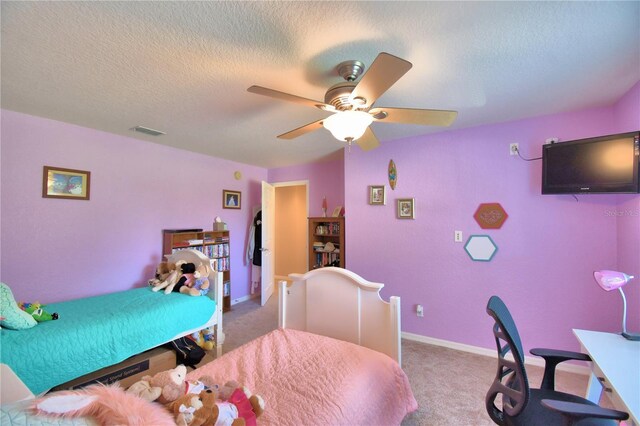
[324,82,358,111]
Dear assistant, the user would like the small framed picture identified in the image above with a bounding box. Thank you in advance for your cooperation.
[332,206,343,217]
[396,198,415,219]
[42,166,91,200]
[222,190,241,209]
[369,185,386,205]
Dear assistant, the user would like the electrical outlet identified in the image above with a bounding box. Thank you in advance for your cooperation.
[454,230,463,242]
[510,143,519,156]
[416,304,424,317]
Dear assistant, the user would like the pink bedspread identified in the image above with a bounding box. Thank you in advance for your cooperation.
[188,328,418,425]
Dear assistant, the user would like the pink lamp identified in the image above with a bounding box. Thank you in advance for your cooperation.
[593,270,639,341]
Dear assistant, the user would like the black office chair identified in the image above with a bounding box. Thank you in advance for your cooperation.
[485,296,629,425]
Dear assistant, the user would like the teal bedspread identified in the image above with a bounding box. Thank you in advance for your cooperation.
[0,288,216,394]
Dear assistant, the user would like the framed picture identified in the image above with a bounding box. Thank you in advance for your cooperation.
[396,198,415,219]
[222,190,241,209]
[332,206,343,217]
[42,166,91,200]
[369,185,386,205]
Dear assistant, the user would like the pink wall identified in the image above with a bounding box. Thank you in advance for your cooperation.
[345,92,638,354]
[0,110,267,304]
[268,156,345,217]
[613,81,640,330]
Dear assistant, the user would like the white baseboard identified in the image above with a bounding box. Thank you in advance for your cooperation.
[401,331,590,376]
[231,293,259,305]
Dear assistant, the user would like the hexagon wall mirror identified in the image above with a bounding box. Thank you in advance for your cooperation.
[464,235,498,261]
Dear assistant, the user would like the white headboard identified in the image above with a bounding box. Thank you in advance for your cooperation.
[278,267,401,364]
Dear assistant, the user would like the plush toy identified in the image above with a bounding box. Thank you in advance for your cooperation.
[148,261,176,287]
[210,380,265,426]
[126,365,215,405]
[0,282,36,330]
[151,260,185,294]
[34,383,175,425]
[190,325,215,351]
[18,302,59,322]
[175,262,197,294]
[170,392,205,426]
[181,263,211,297]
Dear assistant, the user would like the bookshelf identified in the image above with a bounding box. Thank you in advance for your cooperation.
[308,217,345,269]
[162,229,231,312]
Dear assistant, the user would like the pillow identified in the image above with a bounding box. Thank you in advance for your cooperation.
[0,282,36,330]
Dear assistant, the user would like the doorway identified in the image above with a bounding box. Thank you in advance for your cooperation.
[273,181,308,282]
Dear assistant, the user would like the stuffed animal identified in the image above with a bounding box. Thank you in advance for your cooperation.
[126,365,215,405]
[18,302,59,322]
[190,325,215,351]
[181,263,211,297]
[175,262,197,294]
[34,383,175,425]
[148,261,176,287]
[170,392,205,426]
[213,381,266,426]
[151,260,185,294]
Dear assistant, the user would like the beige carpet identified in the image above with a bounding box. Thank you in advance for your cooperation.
[208,295,598,426]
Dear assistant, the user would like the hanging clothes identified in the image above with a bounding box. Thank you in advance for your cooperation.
[246,210,262,294]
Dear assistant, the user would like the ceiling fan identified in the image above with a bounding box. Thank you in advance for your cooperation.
[247,52,458,151]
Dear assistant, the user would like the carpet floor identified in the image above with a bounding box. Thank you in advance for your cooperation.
[208,295,599,426]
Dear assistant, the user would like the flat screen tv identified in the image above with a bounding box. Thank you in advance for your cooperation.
[542,131,640,194]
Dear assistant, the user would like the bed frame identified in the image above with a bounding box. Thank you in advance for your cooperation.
[278,267,402,364]
[166,249,225,353]
[0,249,224,403]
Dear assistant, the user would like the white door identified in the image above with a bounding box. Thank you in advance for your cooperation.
[261,181,275,306]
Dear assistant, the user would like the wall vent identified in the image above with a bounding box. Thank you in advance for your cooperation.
[130,126,165,136]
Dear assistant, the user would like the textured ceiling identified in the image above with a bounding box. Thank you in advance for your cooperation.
[1,1,639,168]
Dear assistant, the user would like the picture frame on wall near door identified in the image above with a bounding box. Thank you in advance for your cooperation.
[222,189,241,209]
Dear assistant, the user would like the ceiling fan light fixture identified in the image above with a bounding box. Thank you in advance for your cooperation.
[323,111,373,142]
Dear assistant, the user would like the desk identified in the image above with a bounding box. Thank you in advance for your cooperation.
[573,329,640,425]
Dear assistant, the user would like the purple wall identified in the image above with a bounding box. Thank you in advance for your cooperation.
[613,81,640,330]
[345,84,639,354]
[0,110,267,304]
[268,156,345,217]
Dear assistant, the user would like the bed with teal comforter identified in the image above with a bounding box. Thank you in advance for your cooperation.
[0,287,216,394]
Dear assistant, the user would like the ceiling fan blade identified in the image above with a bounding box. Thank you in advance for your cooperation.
[349,53,412,108]
[248,86,334,111]
[356,127,380,151]
[369,107,457,127]
[277,118,325,139]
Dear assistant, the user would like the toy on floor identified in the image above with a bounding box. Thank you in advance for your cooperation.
[19,302,59,322]
[191,325,216,351]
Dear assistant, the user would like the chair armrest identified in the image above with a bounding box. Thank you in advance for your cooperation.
[541,399,629,423]
[530,348,591,390]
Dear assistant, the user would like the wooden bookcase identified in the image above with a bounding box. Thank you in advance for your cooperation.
[162,229,231,312]
[308,217,345,269]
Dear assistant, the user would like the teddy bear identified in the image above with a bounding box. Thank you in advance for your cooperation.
[170,391,205,426]
[125,365,215,404]
[214,381,266,426]
[180,262,211,297]
[151,260,185,294]
[171,384,265,426]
